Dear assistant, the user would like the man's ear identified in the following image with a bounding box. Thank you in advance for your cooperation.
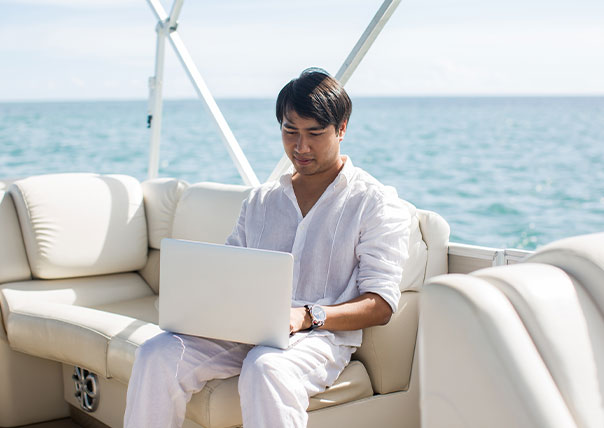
[337,121,347,140]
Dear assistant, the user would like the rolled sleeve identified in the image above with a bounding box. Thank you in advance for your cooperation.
[356,189,411,312]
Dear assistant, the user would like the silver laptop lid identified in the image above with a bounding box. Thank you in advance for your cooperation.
[159,239,294,349]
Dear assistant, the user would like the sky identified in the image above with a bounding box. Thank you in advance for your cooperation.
[1,0,603,101]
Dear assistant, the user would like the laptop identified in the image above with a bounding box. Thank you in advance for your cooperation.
[159,238,294,349]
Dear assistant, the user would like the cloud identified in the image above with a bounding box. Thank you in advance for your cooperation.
[71,77,86,88]
[10,0,140,6]
[2,2,603,100]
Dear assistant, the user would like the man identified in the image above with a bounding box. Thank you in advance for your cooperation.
[124,68,410,428]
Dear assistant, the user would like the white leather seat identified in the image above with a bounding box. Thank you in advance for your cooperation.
[9,174,148,279]
[420,233,604,428]
[526,233,604,412]
[0,190,31,285]
[0,174,451,428]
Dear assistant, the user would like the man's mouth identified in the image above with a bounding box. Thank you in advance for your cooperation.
[294,156,313,165]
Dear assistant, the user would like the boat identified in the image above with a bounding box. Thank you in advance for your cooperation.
[1,1,602,427]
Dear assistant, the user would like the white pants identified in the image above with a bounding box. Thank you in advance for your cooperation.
[123,332,354,428]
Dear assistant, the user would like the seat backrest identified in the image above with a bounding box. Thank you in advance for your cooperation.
[0,189,32,342]
[474,263,604,428]
[421,269,579,428]
[142,178,189,251]
[421,233,604,428]
[526,232,604,418]
[354,207,450,394]
[0,190,31,284]
[138,178,189,293]
[8,173,148,280]
[526,233,604,318]
[171,182,252,244]
[139,180,250,294]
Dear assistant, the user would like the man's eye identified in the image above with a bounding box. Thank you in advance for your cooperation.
[284,130,297,135]
[310,133,324,137]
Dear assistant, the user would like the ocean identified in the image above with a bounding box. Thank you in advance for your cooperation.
[1,97,603,250]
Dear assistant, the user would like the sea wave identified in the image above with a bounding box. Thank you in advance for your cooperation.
[1,96,603,250]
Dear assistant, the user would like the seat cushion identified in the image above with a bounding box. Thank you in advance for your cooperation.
[96,295,163,383]
[309,360,374,411]
[93,294,159,324]
[6,302,141,377]
[186,360,374,428]
[9,173,148,279]
[0,273,154,329]
[97,295,374,427]
[0,273,154,376]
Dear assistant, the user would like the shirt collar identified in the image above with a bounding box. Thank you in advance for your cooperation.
[279,155,355,189]
[335,155,355,188]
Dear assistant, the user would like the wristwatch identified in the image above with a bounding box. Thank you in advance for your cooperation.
[304,304,326,329]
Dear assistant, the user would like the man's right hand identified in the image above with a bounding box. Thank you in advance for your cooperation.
[289,306,311,335]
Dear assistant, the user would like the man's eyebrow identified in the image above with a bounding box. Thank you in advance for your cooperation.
[282,122,325,132]
[306,126,326,132]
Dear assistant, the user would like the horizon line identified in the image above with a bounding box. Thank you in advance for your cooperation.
[2,93,604,104]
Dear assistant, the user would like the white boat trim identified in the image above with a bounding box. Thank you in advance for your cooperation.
[448,242,533,268]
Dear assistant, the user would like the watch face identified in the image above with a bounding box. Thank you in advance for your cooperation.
[311,305,326,321]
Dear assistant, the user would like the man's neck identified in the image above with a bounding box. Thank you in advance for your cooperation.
[291,156,345,217]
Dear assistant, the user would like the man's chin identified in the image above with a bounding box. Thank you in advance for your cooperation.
[292,160,317,175]
[293,166,315,176]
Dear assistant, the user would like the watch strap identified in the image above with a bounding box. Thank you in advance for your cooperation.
[304,304,325,329]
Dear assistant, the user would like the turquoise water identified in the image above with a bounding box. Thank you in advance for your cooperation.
[1,97,603,250]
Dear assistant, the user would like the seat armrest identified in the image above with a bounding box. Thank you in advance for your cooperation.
[353,291,419,394]
[417,209,450,281]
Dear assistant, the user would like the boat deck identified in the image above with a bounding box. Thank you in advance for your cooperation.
[23,420,80,428]
[23,408,109,428]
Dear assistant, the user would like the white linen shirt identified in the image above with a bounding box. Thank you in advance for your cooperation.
[225,157,411,347]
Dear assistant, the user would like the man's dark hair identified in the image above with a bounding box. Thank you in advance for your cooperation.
[276,68,352,131]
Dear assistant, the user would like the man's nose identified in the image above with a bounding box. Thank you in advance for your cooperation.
[296,135,311,153]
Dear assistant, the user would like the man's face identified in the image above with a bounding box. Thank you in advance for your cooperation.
[281,110,346,177]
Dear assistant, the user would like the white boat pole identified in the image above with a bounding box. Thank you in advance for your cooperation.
[146,0,169,179]
[147,21,167,180]
[335,0,401,86]
[267,0,401,182]
[145,0,260,187]
[167,0,184,30]
[146,0,168,22]
[167,32,260,186]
